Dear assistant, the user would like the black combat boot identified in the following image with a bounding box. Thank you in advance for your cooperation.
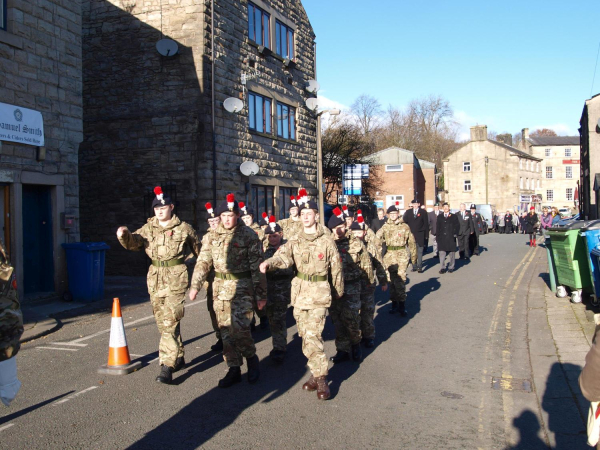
[330,350,350,364]
[260,316,269,330]
[351,343,362,362]
[399,302,408,317]
[246,354,260,384]
[270,349,286,364]
[363,338,375,348]
[173,357,186,373]
[218,366,242,388]
[389,301,399,314]
[210,339,223,352]
[156,365,173,384]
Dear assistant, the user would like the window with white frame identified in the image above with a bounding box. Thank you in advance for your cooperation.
[565,148,572,157]
[566,188,573,201]
[464,180,472,192]
[247,2,270,48]
[519,159,523,169]
[248,92,272,134]
[526,178,530,189]
[463,161,471,172]
[386,195,404,210]
[526,160,530,171]
[545,148,551,157]
[546,190,554,202]
[385,164,403,172]
[520,177,523,189]
[537,179,541,188]
[546,166,553,179]
[566,166,573,179]
[276,102,296,140]
[275,20,294,59]
[536,162,540,172]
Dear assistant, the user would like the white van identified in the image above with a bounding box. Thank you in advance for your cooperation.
[475,204,496,233]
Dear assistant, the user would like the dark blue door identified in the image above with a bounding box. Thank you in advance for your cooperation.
[23,185,54,294]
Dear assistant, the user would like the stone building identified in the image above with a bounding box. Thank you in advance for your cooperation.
[80,0,317,275]
[443,125,541,213]
[0,1,82,300]
[579,94,600,220]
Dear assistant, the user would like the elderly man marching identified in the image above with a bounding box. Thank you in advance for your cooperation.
[376,201,417,317]
[260,189,343,400]
[189,194,267,388]
[117,186,200,384]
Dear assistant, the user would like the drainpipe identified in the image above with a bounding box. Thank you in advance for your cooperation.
[211,0,217,205]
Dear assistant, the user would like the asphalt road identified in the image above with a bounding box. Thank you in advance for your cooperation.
[1,232,549,449]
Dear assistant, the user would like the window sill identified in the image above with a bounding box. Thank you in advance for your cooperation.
[0,29,23,49]
[247,39,272,57]
[249,129,298,145]
[276,136,297,145]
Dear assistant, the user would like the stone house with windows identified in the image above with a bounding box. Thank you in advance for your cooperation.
[579,94,600,220]
[80,0,317,275]
[443,125,541,213]
[0,0,82,301]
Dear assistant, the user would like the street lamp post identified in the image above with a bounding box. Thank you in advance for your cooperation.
[316,109,340,225]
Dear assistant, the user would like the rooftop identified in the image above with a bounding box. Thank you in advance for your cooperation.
[489,139,543,161]
[527,136,580,146]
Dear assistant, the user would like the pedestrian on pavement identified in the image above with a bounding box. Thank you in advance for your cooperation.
[540,207,552,235]
[376,201,417,317]
[504,210,514,234]
[260,189,344,400]
[370,208,386,234]
[519,212,527,234]
[525,207,539,247]
[403,199,428,273]
[189,193,267,389]
[512,212,520,234]
[436,203,460,274]
[498,213,505,234]
[551,207,561,225]
[457,203,474,260]
[0,239,23,407]
[428,203,441,257]
[202,203,223,353]
[469,204,484,256]
[117,186,201,384]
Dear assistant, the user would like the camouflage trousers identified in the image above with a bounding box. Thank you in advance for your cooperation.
[360,281,376,340]
[293,307,328,377]
[388,265,408,304]
[266,282,291,352]
[329,283,362,353]
[213,278,256,367]
[252,298,267,320]
[151,293,185,368]
[206,281,221,340]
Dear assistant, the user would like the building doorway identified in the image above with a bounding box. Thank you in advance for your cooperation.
[0,184,9,255]
[23,184,54,294]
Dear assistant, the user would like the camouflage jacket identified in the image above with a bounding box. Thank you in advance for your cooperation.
[200,230,217,283]
[336,234,372,293]
[265,226,343,309]
[278,217,302,237]
[249,222,265,241]
[118,215,200,295]
[364,227,389,284]
[191,222,267,300]
[0,241,23,361]
[376,218,417,266]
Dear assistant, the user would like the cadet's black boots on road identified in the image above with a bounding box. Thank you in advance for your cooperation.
[246,355,260,384]
[330,350,350,363]
[389,301,399,314]
[210,339,223,352]
[270,349,286,364]
[218,366,242,388]
[302,375,318,391]
[399,303,408,317]
[156,365,173,384]
[316,376,331,400]
[351,343,362,362]
[173,357,185,372]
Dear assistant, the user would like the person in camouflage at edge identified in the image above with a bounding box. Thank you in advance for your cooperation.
[117,186,200,385]
[263,216,294,363]
[375,201,417,317]
[328,207,371,364]
[351,211,388,348]
[278,195,302,237]
[189,194,267,388]
[260,188,343,400]
[203,202,223,353]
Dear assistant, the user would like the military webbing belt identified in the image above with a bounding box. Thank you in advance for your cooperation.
[387,246,406,251]
[214,271,252,280]
[151,258,185,267]
[296,272,327,282]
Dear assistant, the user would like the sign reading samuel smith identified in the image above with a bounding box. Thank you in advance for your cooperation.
[0,102,45,146]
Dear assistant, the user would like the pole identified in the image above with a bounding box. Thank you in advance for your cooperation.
[485,156,489,204]
[317,113,324,225]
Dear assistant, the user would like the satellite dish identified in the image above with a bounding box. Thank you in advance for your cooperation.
[306,79,320,93]
[223,97,244,113]
[156,39,179,57]
[240,161,259,176]
[305,97,319,111]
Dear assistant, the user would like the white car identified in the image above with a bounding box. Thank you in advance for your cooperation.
[558,208,572,217]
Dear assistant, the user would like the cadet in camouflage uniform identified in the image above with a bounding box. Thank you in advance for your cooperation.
[263,216,294,363]
[203,202,223,352]
[351,212,388,348]
[375,201,417,317]
[260,188,343,400]
[278,195,302,237]
[117,186,200,384]
[189,194,267,388]
[328,207,371,364]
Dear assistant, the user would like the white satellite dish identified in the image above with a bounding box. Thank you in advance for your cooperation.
[240,161,260,176]
[156,39,179,57]
[223,97,244,113]
[306,79,320,93]
[305,97,319,111]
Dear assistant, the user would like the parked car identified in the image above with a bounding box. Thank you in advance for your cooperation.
[558,207,573,218]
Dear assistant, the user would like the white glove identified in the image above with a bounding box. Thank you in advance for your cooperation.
[0,357,22,407]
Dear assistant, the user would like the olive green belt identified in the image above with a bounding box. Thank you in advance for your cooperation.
[151,258,185,267]
[387,246,405,251]
[296,272,327,282]
[214,271,251,280]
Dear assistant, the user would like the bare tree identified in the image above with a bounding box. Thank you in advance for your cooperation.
[530,128,557,137]
[351,94,382,135]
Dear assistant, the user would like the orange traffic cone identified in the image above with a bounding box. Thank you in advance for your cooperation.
[98,298,142,375]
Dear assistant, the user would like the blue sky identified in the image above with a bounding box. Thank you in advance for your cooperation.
[302,0,599,140]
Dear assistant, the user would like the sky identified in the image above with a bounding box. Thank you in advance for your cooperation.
[301,0,600,140]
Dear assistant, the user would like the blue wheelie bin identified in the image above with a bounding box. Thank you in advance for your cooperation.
[62,242,110,302]
[581,221,600,304]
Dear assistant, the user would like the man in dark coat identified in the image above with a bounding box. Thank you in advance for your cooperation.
[504,210,513,234]
[436,203,460,273]
[428,203,441,257]
[370,208,386,234]
[456,203,475,260]
[468,204,484,256]
[403,199,428,273]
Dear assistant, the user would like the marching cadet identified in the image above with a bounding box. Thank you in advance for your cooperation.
[117,186,200,384]
[263,216,294,363]
[278,195,302,237]
[189,193,267,388]
[376,201,417,317]
[469,204,484,256]
[239,202,261,236]
[203,202,223,352]
[457,203,475,260]
[260,188,343,400]
[328,207,370,364]
[350,214,388,348]
[342,205,354,229]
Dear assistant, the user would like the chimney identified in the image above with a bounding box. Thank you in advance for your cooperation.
[496,133,513,146]
[521,128,529,143]
[470,125,488,142]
